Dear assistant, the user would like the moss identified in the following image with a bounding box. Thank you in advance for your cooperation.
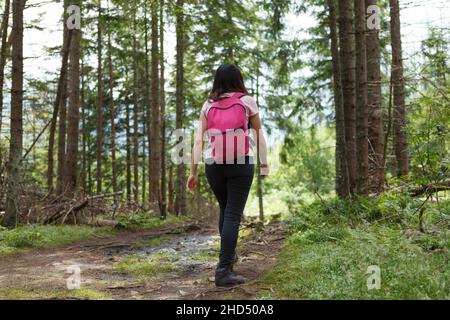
[113,252,175,278]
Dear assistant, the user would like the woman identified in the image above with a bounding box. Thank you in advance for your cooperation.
[186,64,269,287]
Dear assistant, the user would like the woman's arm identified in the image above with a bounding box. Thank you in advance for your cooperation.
[187,113,208,193]
[250,114,269,174]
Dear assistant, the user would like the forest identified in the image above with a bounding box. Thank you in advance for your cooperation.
[0,0,448,300]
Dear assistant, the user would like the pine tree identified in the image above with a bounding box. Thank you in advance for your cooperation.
[327,0,350,198]
[338,0,357,194]
[65,0,81,194]
[132,5,139,204]
[355,0,368,195]
[3,0,25,228]
[366,0,385,193]
[175,0,186,215]
[160,0,167,219]
[390,0,409,177]
[149,0,161,210]
[96,0,104,194]
[0,0,10,137]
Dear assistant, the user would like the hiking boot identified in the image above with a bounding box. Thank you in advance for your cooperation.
[215,267,246,287]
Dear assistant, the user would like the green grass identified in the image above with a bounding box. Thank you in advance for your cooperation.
[190,248,219,261]
[115,213,187,229]
[261,196,450,300]
[0,213,189,256]
[0,225,114,255]
[113,252,175,278]
[0,288,111,300]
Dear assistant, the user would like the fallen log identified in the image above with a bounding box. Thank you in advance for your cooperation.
[410,180,450,197]
[86,191,123,201]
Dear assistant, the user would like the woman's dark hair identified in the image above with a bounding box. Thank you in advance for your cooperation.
[208,64,249,102]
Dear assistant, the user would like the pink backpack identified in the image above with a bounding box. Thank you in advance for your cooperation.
[206,92,250,163]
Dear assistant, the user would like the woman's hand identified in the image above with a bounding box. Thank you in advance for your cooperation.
[186,174,198,194]
[260,164,270,177]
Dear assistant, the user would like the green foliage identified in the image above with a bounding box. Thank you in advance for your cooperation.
[407,27,450,185]
[262,195,450,299]
[279,125,335,199]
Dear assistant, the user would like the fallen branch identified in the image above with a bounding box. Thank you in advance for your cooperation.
[410,180,450,197]
[42,191,122,225]
[61,199,89,224]
[86,191,123,201]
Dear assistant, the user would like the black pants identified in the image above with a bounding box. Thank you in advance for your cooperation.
[205,157,254,270]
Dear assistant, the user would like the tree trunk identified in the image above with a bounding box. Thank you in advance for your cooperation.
[132,9,139,205]
[149,0,161,210]
[126,98,132,204]
[143,3,150,207]
[81,56,87,194]
[56,66,68,195]
[255,69,264,223]
[175,0,186,216]
[47,27,72,192]
[65,9,81,195]
[142,117,146,205]
[366,0,385,193]
[327,0,350,198]
[338,0,357,195]
[3,0,25,228]
[96,1,103,194]
[107,11,117,204]
[389,0,409,177]
[0,0,10,138]
[159,0,167,219]
[168,164,174,214]
[354,0,368,195]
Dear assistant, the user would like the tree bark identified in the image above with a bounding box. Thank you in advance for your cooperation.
[3,0,25,228]
[107,7,117,204]
[81,56,87,194]
[65,3,81,195]
[354,0,368,195]
[366,0,385,193]
[338,0,357,195]
[0,0,10,137]
[143,3,150,207]
[327,0,350,198]
[255,68,264,223]
[56,65,68,195]
[389,0,409,177]
[168,164,174,214]
[175,0,186,215]
[132,8,139,204]
[47,26,72,192]
[126,98,132,204]
[96,1,103,194]
[159,0,167,219]
[149,0,161,210]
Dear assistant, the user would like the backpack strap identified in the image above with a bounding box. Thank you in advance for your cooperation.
[232,92,247,100]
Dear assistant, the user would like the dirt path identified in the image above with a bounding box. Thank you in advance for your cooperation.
[0,221,286,300]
